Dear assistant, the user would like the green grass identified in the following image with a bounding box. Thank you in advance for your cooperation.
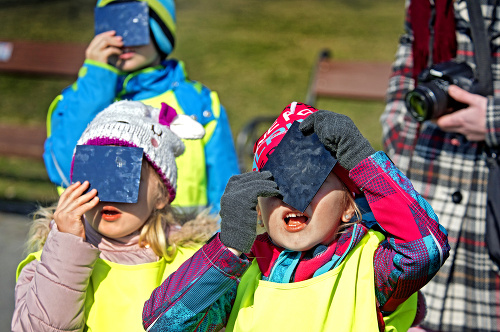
[0,157,58,204]
[0,0,405,203]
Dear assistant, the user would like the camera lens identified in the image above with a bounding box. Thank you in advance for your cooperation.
[406,91,430,121]
[405,81,448,122]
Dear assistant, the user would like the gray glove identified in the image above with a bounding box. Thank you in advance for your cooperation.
[299,110,376,171]
[220,171,281,253]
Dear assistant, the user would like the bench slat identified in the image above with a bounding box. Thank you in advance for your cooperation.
[0,124,46,160]
[312,60,392,101]
[0,40,86,77]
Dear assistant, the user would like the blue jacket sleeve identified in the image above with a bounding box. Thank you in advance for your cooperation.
[204,103,240,213]
[43,60,119,187]
[142,234,250,331]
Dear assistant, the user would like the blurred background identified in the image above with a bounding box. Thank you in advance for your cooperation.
[0,0,404,329]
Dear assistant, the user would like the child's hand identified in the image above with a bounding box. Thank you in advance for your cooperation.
[220,171,280,254]
[85,31,124,65]
[53,181,99,239]
[299,110,376,170]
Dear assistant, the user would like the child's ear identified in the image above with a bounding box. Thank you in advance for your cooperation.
[341,203,356,223]
[256,204,262,219]
[155,196,169,210]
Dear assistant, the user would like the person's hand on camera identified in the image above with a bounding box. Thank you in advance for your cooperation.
[299,110,376,171]
[436,85,488,141]
[53,181,99,240]
[85,31,123,65]
[219,171,280,255]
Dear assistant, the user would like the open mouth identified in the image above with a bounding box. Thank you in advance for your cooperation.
[101,206,122,222]
[284,213,308,232]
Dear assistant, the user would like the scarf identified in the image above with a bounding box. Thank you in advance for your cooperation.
[84,218,159,265]
[410,0,457,81]
[251,223,369,283]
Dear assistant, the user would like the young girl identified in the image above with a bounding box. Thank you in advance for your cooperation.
[12,100,219,331]
[142,102,450,332]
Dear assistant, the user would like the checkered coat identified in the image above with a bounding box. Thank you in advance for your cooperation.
[381,0,500,331]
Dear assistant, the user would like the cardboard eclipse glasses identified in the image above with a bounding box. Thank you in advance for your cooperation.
[261,121,338,212]
[94,1,150,47]
[72,145,144,203]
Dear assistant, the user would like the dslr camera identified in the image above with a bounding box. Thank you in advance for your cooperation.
[405,61,479,122]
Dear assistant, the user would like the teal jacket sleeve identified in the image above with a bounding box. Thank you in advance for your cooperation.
[43,60,119,187]
[143,234,250,331]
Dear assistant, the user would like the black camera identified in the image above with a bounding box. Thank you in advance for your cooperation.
[405,61,479,122]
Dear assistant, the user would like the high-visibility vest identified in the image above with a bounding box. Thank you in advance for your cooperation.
[226,230,417,332]
[17,246,199,331]
[140,90,221,210]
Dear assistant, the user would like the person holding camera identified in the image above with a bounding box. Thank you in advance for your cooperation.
[381,1,499,331]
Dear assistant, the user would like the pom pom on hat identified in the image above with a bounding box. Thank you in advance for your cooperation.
[74,100,204,202]
[96,0,176,58]
[253,102,360,196]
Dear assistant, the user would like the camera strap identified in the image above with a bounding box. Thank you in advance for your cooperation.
[465,0,494,96]
[410,0,456,82]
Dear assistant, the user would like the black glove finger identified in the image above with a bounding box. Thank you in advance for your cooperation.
[224,170,273,189]
[220,171,280,214]
[252,171,280,196]
[298,112,316,135]
[227,182,280,208]
[299,111,339,153]
[221,179,279,209]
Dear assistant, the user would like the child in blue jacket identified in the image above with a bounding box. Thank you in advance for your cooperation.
[44,0,239,214]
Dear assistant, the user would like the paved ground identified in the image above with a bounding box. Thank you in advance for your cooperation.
[0,212,31,332]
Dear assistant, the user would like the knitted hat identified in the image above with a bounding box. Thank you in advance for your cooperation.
[73,100,204,202]
[96,0,176,58]
[253,102,360,196]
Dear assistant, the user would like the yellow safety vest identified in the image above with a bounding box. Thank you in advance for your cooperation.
[17,246,199,331]
[140,90,221,210]
[226,230,417,332]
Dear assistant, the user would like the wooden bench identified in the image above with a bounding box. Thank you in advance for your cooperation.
[236,49,393,170]
[0,43,394,166]
[304,49,393,105]
[0,124,47,160]
[0,40,87,160]
[0,40,86,77]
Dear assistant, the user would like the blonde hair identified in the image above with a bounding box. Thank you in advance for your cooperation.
[25,161,219,259]
[335,186,362,235]
[25,205,55,254]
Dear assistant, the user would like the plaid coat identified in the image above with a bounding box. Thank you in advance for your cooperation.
[381,1,500,331]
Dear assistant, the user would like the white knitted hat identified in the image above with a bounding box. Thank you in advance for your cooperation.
[73,100,205,202]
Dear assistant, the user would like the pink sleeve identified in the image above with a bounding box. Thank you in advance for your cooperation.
[11,224,100,332]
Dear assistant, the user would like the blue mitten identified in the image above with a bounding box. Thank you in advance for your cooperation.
[299,110,375,170]
[220,171,281,253]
